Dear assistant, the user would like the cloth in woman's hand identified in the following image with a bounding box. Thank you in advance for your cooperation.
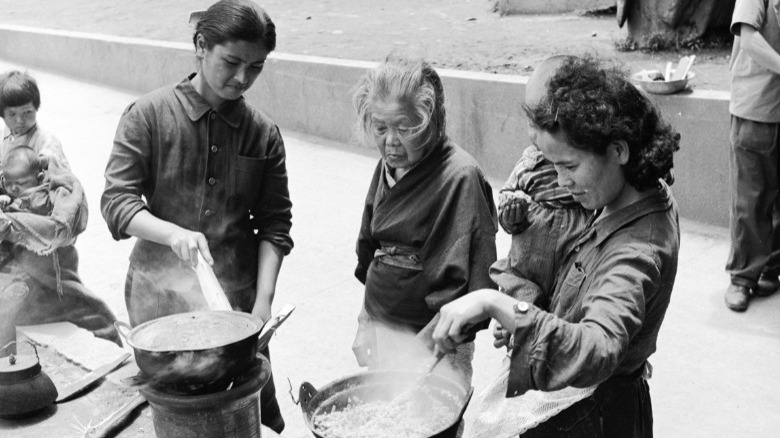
[469,357,596,438]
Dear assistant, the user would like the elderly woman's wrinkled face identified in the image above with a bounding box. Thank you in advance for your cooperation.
[531,125,629,214]
[370,98,430,172]
[2,103,37,137]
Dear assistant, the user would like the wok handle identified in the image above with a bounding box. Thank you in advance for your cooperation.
[298,381,319,409]
[114,321,132,342]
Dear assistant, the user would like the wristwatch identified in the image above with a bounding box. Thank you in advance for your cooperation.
[514,301,530,314]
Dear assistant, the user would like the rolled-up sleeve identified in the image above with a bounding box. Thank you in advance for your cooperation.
[507,245,658,396]
[251,126,293,255]
[100,102,151,240]
[731,0,765,35]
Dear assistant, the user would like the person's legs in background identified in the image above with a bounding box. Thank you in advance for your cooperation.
[756,198,780,296]
[726,116,780,311]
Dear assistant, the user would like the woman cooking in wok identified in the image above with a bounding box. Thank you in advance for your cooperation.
[351,52,498,384]
[100,0,291,433]
[432,56,681,437]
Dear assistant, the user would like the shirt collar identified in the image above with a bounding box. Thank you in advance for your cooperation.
[173,74,244,129]
[582,181,674,248]
[383,163,397,188]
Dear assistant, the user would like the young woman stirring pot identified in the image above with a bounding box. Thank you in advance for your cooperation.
[433,56,681,437]
[101,1,292,432]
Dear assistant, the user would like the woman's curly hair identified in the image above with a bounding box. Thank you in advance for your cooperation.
[523,56,680,191]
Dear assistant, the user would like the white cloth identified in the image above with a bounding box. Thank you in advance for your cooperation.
[468,357,596,438]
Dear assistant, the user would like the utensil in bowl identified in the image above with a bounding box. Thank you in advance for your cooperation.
[632,70,695,95]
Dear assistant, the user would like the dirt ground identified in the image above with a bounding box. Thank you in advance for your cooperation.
[0,0,732,90]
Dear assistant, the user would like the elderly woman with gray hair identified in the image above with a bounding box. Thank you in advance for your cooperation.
[351,53,498,383]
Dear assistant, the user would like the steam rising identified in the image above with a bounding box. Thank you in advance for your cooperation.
[311,321,469,437]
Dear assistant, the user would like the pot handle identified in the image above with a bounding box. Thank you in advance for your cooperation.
[114,321,133,342]
[298,381,319,409]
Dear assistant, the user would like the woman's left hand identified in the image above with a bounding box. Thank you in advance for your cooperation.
[432,289,494,354]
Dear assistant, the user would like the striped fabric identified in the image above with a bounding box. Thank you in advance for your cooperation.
[500,145,578,209]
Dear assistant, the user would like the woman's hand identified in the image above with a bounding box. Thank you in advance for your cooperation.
[432,289,495,354]
[167,228,213,267]
[352,308,377,367]
[124,210,214,267]
[433,289,520,354]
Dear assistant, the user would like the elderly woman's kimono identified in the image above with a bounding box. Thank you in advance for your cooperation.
[355,138,498,331]
[0,160,120,346]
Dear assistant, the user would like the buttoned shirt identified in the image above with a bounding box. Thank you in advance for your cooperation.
[506,182,679,396]
[101,75,293,294]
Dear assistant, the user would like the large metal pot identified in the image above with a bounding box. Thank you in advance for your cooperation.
[299,370,473,438]
[115,311,263,386]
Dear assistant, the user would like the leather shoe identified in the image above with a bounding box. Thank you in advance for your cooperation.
[756,273,780,297]
[725,284,749,312]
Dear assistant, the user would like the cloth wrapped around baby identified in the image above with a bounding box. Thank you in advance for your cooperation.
[0,158,121,346]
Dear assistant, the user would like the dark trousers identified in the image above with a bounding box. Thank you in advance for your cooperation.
[520,367,652,438]
[726,116,780,288]
[125,266,285,433]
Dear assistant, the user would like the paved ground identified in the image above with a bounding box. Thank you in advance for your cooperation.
[1,59,778,438]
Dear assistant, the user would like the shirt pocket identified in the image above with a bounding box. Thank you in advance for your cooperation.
[554,261,587,311]
[732,117,776,154]
[231,154,266,205]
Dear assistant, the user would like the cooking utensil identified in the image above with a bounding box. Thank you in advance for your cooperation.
[56,352,130,403]
[299,370,473,438]
[0,341,58,417]
[257,304,295,352]
[81,392,147,438]
[419,347,446,380]
[671,55,696,81]
[114,304,295,386]
[115,311,264,386]
[193,252,232,311]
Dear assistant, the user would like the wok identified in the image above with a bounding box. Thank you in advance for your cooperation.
[300,370,473,438]
[116,305,295,387]
[115,311,263,386]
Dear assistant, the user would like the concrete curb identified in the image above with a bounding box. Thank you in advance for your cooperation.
[0,24,731,227]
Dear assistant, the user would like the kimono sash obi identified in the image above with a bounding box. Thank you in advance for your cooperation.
[374,242,422,271]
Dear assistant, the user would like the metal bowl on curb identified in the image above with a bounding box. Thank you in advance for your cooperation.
[299,370,473,438]
[632,71,695,95]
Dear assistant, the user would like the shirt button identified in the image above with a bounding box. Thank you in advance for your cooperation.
[211,145,218,153]
[204,209,213,216]
[208,177,217,186]
[210,113,216,120]
[574,246,581,253]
